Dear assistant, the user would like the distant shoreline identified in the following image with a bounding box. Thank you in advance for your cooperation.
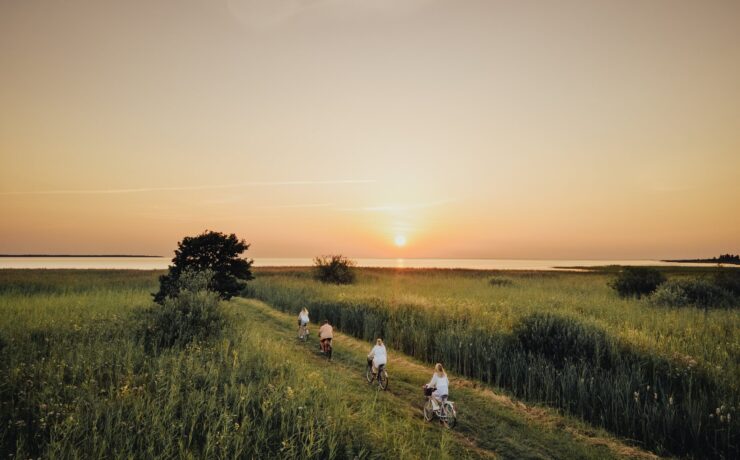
[0,254,162,258]
[662,258,740,265]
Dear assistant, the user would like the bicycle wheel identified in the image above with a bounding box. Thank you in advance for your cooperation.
[326,343,332,360]
[366,365,374,383]
[423,400,434,422]
[444,402,457,428]
[378,369,389,390]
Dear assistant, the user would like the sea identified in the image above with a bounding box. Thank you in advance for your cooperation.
[0,257,723,270]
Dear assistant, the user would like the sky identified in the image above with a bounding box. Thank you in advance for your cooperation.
[1,0,739,259]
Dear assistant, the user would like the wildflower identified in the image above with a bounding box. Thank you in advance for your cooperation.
[668,396,674,405]
[654,393,658,401]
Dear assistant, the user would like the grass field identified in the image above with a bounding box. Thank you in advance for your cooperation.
[0,268,737,459]
[248,267,739,458]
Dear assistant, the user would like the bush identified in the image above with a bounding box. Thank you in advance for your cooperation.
[513,313,617,369]
[609,267,666,298]
[714,270,740,297]
[488,277,513,287]
[652,279,735,309]
[140,270,225,351]
[314,255,356,284]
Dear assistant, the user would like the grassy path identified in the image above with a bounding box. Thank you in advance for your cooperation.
[233,298,662,460]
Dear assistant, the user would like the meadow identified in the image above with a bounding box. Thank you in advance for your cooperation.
[0,270,482,458]
[248,266,739,459]
[0,267,737,459]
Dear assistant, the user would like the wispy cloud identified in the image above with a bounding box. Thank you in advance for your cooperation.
[257,202,334,209]
[1,179,375,196]
[226,0,432,31]
[339,199,454,213]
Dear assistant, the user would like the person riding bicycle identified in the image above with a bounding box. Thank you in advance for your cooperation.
[297,308,309,337]
[426,363,449,415]
[367,338,387,377]
[318,320,333,353]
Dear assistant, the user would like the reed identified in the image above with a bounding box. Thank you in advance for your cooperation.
[249,268,739,458]
[0,270,468,458]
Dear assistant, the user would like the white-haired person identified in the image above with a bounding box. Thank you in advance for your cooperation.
[426,363,450,415]
[297,307,309,338]
[367,338,387,377]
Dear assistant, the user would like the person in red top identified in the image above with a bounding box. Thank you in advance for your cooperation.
[318,320,333,353]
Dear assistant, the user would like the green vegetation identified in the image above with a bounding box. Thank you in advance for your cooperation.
[2,268,737,459]
[154,230,253,304]
[488,277,514,287]
[609,267,666,298]
[138,269,226,351]
[249,267,739,458]
[0,269,659,459]
[313,255,356,284]
[652,279,736,310]
[1,270,481,458]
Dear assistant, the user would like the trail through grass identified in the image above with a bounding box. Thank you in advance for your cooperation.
[233,297,660,460]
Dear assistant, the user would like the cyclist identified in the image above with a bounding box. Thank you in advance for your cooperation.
[367,338,387,377]
[426,363,449,416]
[297,308,309,338]
[318,320,333,353]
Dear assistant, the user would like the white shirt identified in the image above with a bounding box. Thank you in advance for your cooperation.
[368,344,387,366]
[299,312,309,324]
[429,373,449,396]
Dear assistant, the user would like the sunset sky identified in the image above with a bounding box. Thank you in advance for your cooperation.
[1,0,739,259]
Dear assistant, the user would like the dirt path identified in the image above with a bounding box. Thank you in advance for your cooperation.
[234,298,663,460]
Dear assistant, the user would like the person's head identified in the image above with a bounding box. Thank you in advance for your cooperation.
[435,363,446,376]
[376,338,384,346]
[301,308,308,314]
[323,320,329,325]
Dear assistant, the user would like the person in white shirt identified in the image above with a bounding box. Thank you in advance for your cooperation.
[297,308,309,337]
[427,363,450,414]
[367,338,387,376]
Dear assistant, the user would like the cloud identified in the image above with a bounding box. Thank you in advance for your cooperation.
[1,179,376,196]
[257,202,334,209]
[339,199,454,212]
[225,0,433,30]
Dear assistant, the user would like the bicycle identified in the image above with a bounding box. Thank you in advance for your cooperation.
[366,358,389,390]
[297,322,309,341]
[318,337,332,360]
[422,385,457,428]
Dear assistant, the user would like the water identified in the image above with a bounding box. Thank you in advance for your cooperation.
[0,257,725,270]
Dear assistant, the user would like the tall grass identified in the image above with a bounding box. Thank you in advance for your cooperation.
[249,268,739,458]
[0,270,465,458]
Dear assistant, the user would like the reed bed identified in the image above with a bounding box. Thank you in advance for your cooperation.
[249,268,739,458]
[0,270,464,458]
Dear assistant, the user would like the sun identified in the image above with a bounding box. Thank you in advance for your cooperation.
[394,235,407,247]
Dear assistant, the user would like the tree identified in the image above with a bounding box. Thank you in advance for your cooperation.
[314,255,356,284]
[153,230,253,304]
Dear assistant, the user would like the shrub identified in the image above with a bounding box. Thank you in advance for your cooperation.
[609,267,666,298]
[714,270,740,297]
[488,277,513,287]
[314,255,356,284]
[513,313,617,369]
[140,269,225,350]
[652,279,735,309]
